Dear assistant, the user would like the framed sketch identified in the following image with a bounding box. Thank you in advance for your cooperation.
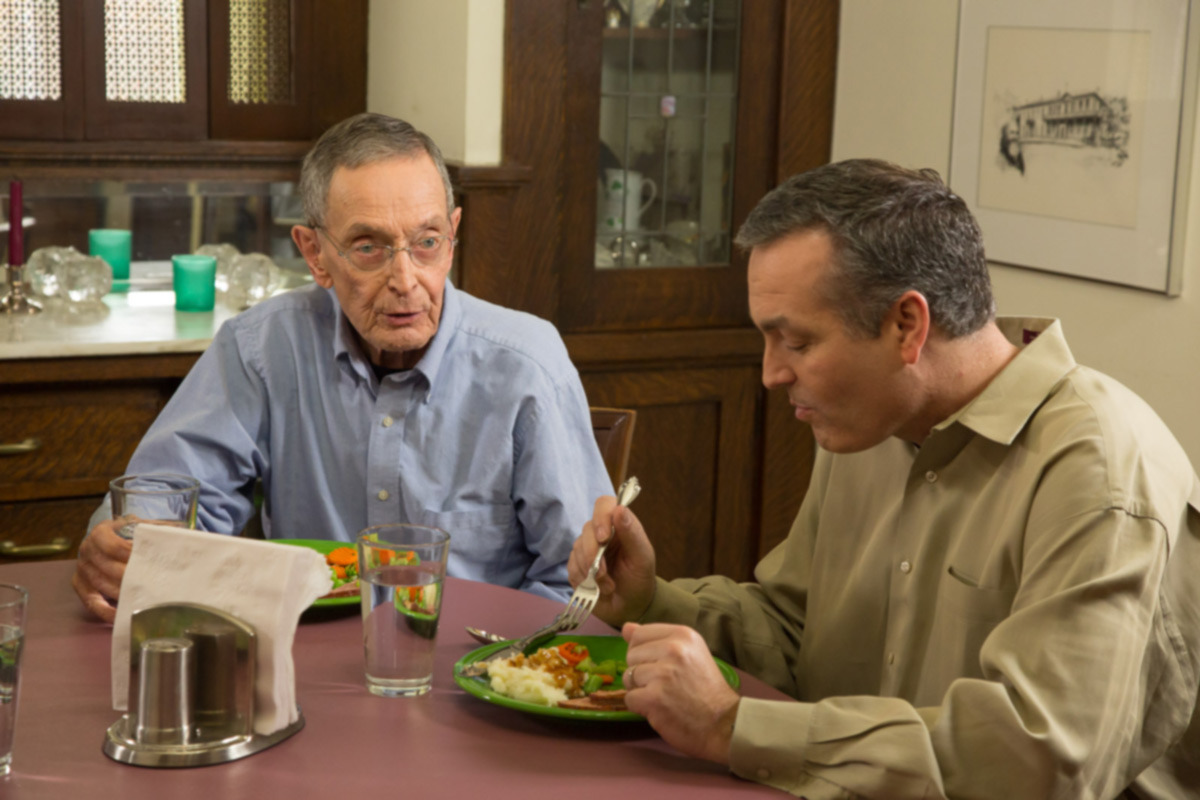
[949,0,1200,294]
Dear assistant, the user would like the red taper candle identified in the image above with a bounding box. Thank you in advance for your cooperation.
[7,180,22,266]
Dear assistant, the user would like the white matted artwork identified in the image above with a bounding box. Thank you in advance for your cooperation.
[949,0,1199,294]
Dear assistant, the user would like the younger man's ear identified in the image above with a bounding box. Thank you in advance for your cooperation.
[890,290,930,365]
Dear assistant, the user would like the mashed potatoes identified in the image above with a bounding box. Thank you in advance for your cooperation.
[486,659,570,706]
[485,647,585,706]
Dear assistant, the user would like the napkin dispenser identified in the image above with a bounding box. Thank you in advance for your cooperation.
[103,603,304,767]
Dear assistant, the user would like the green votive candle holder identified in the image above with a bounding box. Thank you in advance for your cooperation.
[89,228,132,292]
[172,254,217,312]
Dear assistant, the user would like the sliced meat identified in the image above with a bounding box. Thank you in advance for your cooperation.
[321,580,360,599]
[557,689,628,712]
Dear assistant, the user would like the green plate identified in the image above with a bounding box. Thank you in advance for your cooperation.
[453,634,739,722]
[274,538,359,608]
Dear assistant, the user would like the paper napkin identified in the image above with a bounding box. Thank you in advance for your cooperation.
[111,524,333,735]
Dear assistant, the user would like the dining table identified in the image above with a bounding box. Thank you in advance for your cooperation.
[2,558,791,799]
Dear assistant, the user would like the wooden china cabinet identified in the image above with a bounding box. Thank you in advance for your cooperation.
[452,0,838,582]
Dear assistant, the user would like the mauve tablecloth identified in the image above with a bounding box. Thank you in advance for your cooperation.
[2,558,788,799]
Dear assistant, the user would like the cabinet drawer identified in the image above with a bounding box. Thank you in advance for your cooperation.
[0,384,164,502]
[0,495,96,562]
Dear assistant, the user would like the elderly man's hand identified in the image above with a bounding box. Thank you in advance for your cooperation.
[71,519,133,624]
[567,496,658,627]
[621,622,741,764]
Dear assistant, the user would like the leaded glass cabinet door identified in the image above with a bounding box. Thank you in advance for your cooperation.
[561,0,782,332]
[597,0,740,270]
[82,0,208,140]
[0,0,83,139]
[209,0,313,140]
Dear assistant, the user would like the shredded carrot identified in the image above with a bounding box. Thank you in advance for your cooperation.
[332,565,347,579]
[326,547,357,567]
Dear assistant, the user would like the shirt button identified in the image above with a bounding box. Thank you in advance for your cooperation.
[377,490,389,501]
[756,767,771,780]
[382,416,394,428]
[887,652,895,665]
[925,470,938,483]
[899,560,912,574]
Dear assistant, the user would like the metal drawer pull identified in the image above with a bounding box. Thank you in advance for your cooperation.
[0,437,41,455]
[0,537,71,558]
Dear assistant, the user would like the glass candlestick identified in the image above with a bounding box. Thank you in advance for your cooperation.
[1,263,43,315]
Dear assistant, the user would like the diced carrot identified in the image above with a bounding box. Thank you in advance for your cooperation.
[332,565,346,579]
[326,547,357,566]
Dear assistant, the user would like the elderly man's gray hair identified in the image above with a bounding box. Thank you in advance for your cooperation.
[298,112,456,227]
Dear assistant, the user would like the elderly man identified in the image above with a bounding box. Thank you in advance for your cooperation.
[570,160,1200,799]
[74,112,612,621]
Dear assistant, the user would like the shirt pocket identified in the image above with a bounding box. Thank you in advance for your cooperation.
[925,566,1015,681]
[416,506,520,564]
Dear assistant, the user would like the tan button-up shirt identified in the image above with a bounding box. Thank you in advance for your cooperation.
[643,318,1200,799]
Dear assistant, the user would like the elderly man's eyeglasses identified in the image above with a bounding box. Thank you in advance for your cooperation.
[312,225,456,272]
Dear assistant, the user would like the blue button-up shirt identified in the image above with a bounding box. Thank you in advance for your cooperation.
[103,281,613,600]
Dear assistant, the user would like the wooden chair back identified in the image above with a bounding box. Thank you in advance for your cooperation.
[590,407,637,487]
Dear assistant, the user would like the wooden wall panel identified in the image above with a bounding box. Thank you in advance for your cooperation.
[778,0,839,179]
[753,0,838,556]
[446,163,533,305]
[499,0,569,321]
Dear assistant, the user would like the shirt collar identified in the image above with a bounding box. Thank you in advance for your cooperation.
[329,280,462,398]
[409,279,461,394]
[935,317,1077,445]
[329,287,373,384]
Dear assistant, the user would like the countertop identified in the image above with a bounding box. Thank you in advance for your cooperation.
[0,261,311,361]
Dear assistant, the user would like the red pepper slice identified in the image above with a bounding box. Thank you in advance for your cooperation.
[558,641,588,665]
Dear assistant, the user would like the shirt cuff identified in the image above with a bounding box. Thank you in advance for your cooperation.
[729,695,814,794]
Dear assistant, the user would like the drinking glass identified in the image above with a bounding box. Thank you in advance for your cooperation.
[172,254,218,312]
[0,584,29,777]
[110,473,201,540]
[88,229,131,283]
[357,524,450,697]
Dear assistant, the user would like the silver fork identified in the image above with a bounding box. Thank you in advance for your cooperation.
[555,476,641,632]
[456,476,642,679]
[457,617,566,677]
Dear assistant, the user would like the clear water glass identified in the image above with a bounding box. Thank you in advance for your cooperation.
[357,524,450,697]
[0,584,29,777]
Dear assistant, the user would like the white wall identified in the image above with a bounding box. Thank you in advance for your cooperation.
[834,0,1200,466]
[366,0,504,164]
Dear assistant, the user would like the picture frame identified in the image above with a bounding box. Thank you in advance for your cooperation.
[949,0,1200,294]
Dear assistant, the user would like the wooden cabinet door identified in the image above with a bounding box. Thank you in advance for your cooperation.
[580,364,762,582]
